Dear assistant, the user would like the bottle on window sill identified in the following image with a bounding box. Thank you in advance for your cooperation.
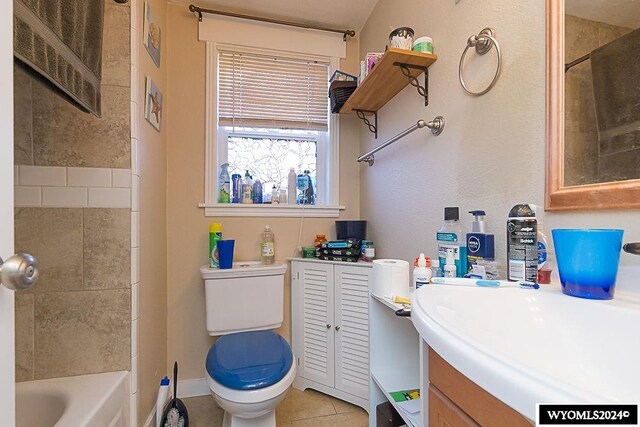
[218,163,230,204]
[271,185,279,205]
[242,170,253,204]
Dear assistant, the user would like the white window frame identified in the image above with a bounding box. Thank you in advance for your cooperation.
[199,42,344,218]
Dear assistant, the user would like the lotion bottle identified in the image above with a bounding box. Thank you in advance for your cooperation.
[412,253,432,292]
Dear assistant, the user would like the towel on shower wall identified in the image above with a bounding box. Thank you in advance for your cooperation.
[13,0,104,117]
[590,27,640,157]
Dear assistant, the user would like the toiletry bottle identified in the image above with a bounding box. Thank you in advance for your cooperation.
[507,204,538,282]
[271,185,279,204]
[156,376,170,427]
[437,207,468,277]
[231,173,242,203]
[209,222,222,268]
[218,163,231,203]
[314,234,327,258]
[297,172,308,204]
[261,225,275,265]
[413,253,432,291]
[444,248,457,278]
[304,170,315,205]
[252,179,263,204]
[279,188,288,205]
[287,168,297,204]
[431,259,442,278]
[466,210,495,274]
[242,170,253,204]
[537,223,553,284]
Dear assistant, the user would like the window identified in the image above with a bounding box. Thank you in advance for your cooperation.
[202,45,342,217]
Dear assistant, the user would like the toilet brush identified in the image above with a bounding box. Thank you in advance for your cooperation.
[161,362,189,427]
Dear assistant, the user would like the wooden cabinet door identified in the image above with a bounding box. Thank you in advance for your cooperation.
[429,385,479,427]
[292,261,335,387]
[333,265,371,399]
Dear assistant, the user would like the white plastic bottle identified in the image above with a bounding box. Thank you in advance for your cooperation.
[242,170,253,204]
[412,253,432,291]
[287,168,297,204]
[261,225,275,265]
[436,207,468,277]
[155,376,170,427]
[444,248,457,278]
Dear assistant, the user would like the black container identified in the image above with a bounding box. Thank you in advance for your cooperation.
[336,220,367,240]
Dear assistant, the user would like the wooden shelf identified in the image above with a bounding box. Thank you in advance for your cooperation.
[340,48,437,114]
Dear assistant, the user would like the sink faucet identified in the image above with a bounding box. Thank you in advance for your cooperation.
[623,243,640,255]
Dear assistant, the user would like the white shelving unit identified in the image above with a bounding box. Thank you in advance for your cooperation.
[369,293,428,427]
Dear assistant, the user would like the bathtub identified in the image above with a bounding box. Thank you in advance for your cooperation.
[16,371,130,427]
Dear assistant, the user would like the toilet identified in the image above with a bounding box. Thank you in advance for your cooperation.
[200,262,295,427]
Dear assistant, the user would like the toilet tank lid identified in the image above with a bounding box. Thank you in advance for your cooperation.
[200,262,286,279]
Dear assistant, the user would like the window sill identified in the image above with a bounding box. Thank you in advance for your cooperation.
[198,203,346,218]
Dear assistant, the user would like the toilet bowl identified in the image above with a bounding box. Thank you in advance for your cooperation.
[200,262,293,427]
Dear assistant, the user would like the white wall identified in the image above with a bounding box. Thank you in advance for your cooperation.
[358,0,640,267]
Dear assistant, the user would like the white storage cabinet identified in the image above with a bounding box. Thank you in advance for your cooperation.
[291,259,372,411]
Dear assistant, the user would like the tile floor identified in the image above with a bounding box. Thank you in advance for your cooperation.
[184,388,369,426]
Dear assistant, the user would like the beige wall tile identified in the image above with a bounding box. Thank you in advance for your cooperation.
[103,2,132,88]
[32,81,131,168]
[14,208,83,293]
[13,64,33,166]
[34,289,131,379]
[14,186,42,207]
[15,294,34,382]
[84,209,131,290]
[42,187,88,207]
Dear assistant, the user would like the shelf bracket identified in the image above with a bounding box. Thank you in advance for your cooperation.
[395,63,430,107]
[354,109,378,139]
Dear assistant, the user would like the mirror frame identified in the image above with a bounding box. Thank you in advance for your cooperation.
[545,0,640,211]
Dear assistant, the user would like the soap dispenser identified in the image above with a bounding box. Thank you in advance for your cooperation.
[466,210,495,273]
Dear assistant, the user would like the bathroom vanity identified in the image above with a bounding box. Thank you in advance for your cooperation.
[412,268,640,425]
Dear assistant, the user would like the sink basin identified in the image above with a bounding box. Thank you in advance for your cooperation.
[411,282,640,419]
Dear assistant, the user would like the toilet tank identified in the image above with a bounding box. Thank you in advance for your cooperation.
[200,262,287,336]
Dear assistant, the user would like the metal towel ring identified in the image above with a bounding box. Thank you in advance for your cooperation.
[458,28,502,96]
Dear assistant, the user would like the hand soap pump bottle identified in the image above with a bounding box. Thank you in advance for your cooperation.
[466,210,495,272]
[437,207,467,277]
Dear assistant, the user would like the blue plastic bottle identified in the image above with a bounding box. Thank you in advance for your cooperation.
[466,210,495,274]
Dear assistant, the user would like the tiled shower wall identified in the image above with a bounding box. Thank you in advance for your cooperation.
[564,15,634,186]
[13,0,132,381]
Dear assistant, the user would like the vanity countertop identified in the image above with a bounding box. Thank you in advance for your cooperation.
[411,268,640,420]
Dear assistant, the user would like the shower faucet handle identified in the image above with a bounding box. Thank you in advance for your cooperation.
[623,243,640,255]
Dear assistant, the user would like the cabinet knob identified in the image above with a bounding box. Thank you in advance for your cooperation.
[326,324,331,329]
[335,326,341,331]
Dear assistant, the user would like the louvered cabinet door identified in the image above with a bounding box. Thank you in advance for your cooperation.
[292,261,336,388]
[333,265,371,399]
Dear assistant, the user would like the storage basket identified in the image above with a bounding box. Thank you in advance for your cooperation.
[329,80,357,113]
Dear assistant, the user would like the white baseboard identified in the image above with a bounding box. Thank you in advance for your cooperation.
[178,378,211,398]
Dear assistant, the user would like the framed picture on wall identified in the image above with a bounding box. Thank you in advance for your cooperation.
[143,1,161,67]
[145,76,163,131]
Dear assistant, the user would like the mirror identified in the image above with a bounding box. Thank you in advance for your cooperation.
[545,0,640,210]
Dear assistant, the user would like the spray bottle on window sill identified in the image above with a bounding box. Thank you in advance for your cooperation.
[218,163,230,204]
[242,170,253,204]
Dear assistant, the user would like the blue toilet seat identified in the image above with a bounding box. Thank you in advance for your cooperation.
[206,330,293,391]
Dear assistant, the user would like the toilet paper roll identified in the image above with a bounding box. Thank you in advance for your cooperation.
[372,259,410,299]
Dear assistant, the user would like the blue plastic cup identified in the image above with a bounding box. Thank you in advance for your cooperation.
[551,229,623,300]
[217,240,235,269]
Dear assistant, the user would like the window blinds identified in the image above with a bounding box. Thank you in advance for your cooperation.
[218,51,329,131]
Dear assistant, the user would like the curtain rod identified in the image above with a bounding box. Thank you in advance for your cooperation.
[188,5,356,41]
[565,52,591,73]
